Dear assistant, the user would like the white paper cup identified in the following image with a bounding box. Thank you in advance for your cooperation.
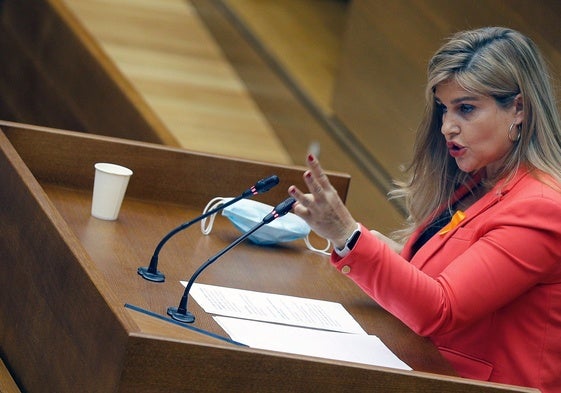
[91,163,133,220]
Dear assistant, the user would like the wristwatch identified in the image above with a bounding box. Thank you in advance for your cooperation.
[334,224,361,257]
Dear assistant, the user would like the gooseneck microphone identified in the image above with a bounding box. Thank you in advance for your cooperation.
[138,175,280,282]
[167,197,296,323]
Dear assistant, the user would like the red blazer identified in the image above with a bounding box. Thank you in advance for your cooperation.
[332,168,561,392]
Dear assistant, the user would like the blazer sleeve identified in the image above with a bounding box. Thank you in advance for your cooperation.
[330,193,561,336]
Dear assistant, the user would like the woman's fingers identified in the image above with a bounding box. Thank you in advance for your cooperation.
[303,155,337,206]
[288,184,313,214]
[304,171,323,199]
[306,154,331,189]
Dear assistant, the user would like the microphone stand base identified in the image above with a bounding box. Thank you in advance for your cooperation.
[167,306,195,323]
[137,266,165,282]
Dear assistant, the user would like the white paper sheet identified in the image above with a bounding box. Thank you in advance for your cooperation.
[214,316,411,371]
[181,282,366,335]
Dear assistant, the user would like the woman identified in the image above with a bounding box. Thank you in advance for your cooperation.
[288,27,561,392]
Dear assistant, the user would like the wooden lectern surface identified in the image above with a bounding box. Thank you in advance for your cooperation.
[0,121,537,392]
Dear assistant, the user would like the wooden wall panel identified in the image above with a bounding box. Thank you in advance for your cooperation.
[0,0,177,145]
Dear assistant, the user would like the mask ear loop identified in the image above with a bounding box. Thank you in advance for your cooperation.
[200,197,227,235]
[304,234,331,256]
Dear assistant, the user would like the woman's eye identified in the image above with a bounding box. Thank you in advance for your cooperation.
[460,104,474,114]
[437,103,447,114]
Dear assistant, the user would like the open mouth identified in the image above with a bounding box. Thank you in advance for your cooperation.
[447,142,466,157]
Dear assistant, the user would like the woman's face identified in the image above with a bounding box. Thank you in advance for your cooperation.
[434,79,523,177]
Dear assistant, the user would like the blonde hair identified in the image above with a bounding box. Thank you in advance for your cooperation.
[392,27,561,240]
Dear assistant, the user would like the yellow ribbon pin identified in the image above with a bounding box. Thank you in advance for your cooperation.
[438,210,466,236]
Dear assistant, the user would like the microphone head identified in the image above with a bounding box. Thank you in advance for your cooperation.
[262,197,296,224]
[254,175,280,193]
[275,196,296,215]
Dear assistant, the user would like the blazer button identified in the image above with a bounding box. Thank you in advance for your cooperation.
[341,265,351,274]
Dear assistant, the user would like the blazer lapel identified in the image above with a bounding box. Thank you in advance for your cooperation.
[404,168,530,268]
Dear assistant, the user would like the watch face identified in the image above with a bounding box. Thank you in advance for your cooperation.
[348,230,361,250]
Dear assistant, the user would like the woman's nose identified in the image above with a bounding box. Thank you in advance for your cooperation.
[441,114,459,136]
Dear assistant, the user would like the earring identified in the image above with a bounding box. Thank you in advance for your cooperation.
[508,122,521,142]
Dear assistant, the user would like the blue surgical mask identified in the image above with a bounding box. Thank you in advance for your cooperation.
[200,197,330,254]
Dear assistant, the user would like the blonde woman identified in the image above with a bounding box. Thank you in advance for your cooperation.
[289,27,561,392]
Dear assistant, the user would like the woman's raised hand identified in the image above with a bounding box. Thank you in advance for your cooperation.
[288,154,358,249]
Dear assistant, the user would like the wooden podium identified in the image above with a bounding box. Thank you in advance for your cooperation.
[0,121,536,392]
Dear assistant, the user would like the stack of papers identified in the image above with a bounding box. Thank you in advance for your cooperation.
[181,282,411,371]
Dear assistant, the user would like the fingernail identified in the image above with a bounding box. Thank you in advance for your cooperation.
[289,186,296,194]
[307,154,314,162]
[305,171,312,179]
